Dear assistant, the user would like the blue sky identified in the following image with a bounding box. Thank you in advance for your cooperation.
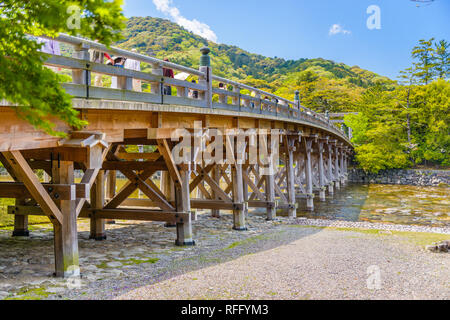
[123,0,450,79]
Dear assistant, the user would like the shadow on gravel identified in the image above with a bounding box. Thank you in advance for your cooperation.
[0,184,369,299]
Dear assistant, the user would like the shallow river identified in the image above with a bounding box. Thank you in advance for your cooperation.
[296,183,450,227]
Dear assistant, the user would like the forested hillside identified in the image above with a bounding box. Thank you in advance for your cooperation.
[116,17,394,113]
[116,17,449,172]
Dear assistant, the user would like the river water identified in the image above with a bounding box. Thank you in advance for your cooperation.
[296,183,450,227]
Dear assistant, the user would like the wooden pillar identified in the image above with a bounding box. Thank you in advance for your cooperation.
[52,161,80,278]
[334,146,340,190]
[211,165,221,218]
[175,167,194,246]
[304,139,314,211]
[327,144,334,195]
[318,141,326,201]
[340,149,345,185]
[0,153,30,237]
[162,170,176,228]
[13,199,29,237]
[265,158,276,221]
[232,163,247,230]
[286,137,297,218]
[242,165,249,217]
[105,170,116,224]
[90,170,106,240]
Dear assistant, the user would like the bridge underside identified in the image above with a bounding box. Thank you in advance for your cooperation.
[0,103,351,278]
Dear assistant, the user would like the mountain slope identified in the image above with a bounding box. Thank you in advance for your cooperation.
[116,16,394,112]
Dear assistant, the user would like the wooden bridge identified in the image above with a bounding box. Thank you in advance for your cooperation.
[0,34,352,278]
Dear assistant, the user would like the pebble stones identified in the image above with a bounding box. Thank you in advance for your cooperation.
[426,240,450,253]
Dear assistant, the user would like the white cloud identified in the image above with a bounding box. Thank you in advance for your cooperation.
[329,24,351,36]
[152,0,218,42]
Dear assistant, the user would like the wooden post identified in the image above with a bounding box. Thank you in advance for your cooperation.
[175,166,194,246]
[232,163,247,230]
[211,165,221,218]
[242,165,249,217]
[232,86,240,106]
[151,63,163,95]
[162,170,176,228]
[13,199,29,237]
[286,137,297,218]
[265,157,276,220]
[52,160,80,278]
[72,43,90,86]
[327,144,334,195]
[318,141,326,201]
[199,47,212,108]
[0,153,30,237]
[105,170,116,224]
[340,148,345,185]
[90,170,106,240]
[304,139,314,211]
[334,145,340,190]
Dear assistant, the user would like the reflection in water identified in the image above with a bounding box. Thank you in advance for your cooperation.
[296,183,450,227]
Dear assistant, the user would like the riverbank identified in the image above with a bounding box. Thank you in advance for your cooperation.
[348,168,450,187]
[0,211,448,300]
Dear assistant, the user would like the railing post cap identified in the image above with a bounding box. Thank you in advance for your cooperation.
[200,47,210,55]
[199,47,211,67]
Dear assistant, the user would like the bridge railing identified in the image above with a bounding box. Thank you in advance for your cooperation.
[37,34,347,140]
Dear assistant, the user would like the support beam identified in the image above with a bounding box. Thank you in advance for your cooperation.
[90,170,106,240]
[52,160,80,278]
[285,137,297,218]
[304,139,314,211]
[105,170,116,224]
[318,141,326,201]
[1,151,63,224]
[265,161,276,220]
[327,144,334,195]
[13,199,29,237]
[0,153,30,237]
[334,145,340,190]
[175,166,195,246]
[232,163,247,230]
[211,165,221,218]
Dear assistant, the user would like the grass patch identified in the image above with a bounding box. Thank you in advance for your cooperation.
[226,234,271,250]
[97,257,159,269]
[122,257,159,265]
[4,287,51,300]
[324,226,449,247]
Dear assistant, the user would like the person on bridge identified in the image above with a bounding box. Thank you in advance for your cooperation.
[163,58,174,95]
[36,37,61,56]
[124,49,142,92]
[36,37,61,72]
[90,48,106,87]
[109,56,126,89]
[189,80,199,99]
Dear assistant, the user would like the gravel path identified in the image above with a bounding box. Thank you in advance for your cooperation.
[115,224,449,300]
[1,213,449,300]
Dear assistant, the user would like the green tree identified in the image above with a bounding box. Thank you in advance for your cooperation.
[434,40,449,79]
[345,85,410,173]
[0,0,126,136]
[412,38,437,85]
